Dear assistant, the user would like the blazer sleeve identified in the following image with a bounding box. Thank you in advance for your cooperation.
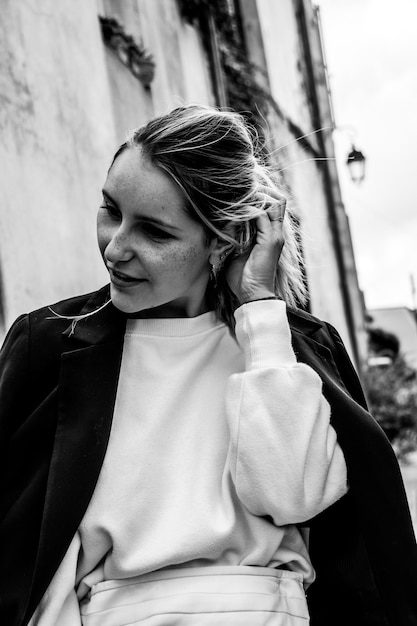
[299,321,417,626]
[324,322,368,409]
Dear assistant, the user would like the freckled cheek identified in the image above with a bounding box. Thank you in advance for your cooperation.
[167,244,208,278]
[147,244,207,280]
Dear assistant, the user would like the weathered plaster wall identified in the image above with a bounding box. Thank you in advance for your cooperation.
[0,0,115,330]
[283,142,348,323]
[248,0,354,352]
[302,0,368,368]
[0,0,363,365]
[137,0,215,115]
[99,0,215,140]
[254,0,319,150]
[0,0,214,336]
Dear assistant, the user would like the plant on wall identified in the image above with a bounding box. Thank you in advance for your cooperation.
[99,16,155,88]
[177,0,321,162]
[177,0,271,133]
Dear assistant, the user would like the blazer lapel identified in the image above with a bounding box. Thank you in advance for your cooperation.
[29,290,126,615]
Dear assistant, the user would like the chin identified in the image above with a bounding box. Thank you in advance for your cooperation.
[109,287,145,314]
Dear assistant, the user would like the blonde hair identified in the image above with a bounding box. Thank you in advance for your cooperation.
[113,104,307,327]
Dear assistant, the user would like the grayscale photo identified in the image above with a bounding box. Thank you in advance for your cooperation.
[1,1,416,625]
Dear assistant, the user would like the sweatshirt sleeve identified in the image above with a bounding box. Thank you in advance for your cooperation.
[226,299,348,526]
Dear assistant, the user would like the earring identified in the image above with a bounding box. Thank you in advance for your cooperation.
[210,252,228,288]
[209,262,218,289]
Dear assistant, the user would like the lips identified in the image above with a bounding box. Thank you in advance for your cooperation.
[108,267,145,287]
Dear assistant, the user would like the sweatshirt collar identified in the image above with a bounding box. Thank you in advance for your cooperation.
[63,286,323,346]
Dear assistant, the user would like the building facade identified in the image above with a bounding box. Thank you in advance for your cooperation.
[0,0,366,369]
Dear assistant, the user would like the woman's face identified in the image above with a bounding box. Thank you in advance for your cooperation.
[97,147,217,317]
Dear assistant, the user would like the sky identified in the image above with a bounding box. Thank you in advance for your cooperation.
[315,0,417,311]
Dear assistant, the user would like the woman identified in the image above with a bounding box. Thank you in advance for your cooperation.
[1,105,416,626]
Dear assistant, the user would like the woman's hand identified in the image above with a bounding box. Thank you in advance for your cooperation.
[225,186,286,304]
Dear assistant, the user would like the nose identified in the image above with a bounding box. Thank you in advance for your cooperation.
[104,228,134,265]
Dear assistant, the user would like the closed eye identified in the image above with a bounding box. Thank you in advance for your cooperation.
[100,202,121,220]
[142,223,172,241]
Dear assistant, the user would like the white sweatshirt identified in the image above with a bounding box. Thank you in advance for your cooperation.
[30,300,347,625]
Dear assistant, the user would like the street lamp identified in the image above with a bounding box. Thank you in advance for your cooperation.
[346,146,366,185]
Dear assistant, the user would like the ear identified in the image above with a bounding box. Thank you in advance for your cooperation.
[208,239,234,268]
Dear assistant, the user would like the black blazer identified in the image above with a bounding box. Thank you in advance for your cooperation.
[1,286,416,626]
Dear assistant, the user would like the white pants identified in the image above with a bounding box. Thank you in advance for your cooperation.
[79,565,309,625]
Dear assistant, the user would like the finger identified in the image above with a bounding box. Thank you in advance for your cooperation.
[266,198,286,229]
[256,185,286,224]
[257,184,287,204]
[255,208,285,245]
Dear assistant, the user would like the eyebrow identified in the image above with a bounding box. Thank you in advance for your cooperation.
[101,189,181,231]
